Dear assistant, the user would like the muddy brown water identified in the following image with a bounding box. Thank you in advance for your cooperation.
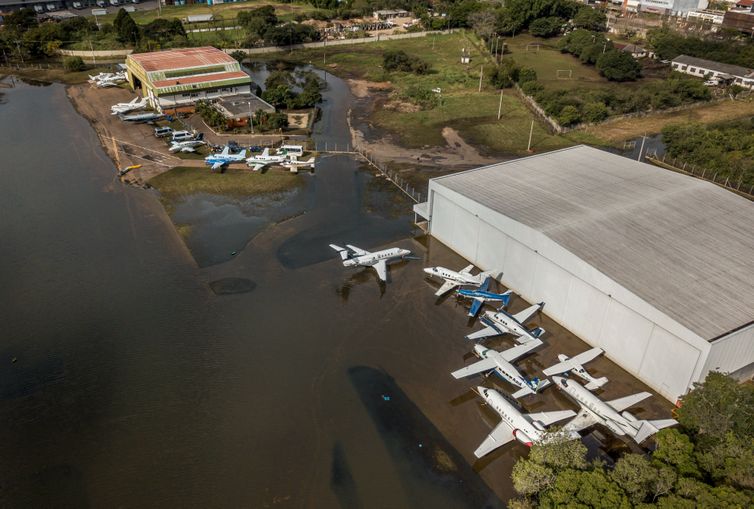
[0,76,671,508]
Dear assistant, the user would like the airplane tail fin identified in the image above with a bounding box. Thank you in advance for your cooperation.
[628,415,678,444]
[329,244,350,261]
[529,327,546,339]
[585,377,609,391]
[498,290,513,309]
[196,132,204,141]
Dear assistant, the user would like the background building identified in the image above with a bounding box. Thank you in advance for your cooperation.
[125,46,251,113]
[623,0,708,15]
[413,146,754,402]
[671,54,754,87]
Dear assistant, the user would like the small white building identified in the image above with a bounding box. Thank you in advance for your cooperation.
[373,9,410,21]
[687,9,725,24]
[624,0,709,15]
[413,146,754,402]
[671,54,754,88]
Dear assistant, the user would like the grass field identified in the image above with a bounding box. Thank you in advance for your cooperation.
[265,32,600,155]
[92,1,318,25]
[149,166,303,201]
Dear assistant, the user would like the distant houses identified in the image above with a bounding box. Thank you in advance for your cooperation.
[671,55,754,87]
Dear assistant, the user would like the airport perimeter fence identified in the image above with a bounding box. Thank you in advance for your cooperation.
[308,139,423,204]
[645,151,754,199]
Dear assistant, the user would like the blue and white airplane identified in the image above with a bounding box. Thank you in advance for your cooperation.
[452,341,550,399]
[456,277,513,317]
[466,301,545,344]
[205,146,247,171]
[424,264,492,297]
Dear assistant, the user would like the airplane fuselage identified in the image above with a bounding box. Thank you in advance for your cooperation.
[345,247,410,267]
[482,310,533,339]
[475,345,534,394]
[479,387,544,447]
[424,266,481,285]
[458,289,508,302]
[554,377,631,434]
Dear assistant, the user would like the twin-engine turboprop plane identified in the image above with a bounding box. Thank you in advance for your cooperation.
[329,244,414,282]
[472,386,576,458]
[204,146,247,171]
[543,348,608,390]
[423,264,493,296]
[452,342,550,399]
[466,302,546,344]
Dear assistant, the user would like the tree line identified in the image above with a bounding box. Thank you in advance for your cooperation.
[508,372,754,508]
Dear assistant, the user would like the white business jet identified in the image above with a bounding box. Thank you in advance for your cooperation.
[111,97,148,115]
[329,244,413,282]
[554,376,677,444]
[452,342,549,399]
[423,264,492,296]
[543,348,608,390]
[472,386,576,458]
[466,301,545,344]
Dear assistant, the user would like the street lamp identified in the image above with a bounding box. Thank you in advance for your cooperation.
[247,100,254,135]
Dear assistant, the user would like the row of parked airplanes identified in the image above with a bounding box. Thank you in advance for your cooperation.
[329,243,677,459]
[89,71,128,88]
[109,97,317,173]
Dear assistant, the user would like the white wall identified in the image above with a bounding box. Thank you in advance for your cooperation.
[703,324,754,379]
[426,184,712,401]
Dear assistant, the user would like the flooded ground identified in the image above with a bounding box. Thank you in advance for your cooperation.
[0,77,673,508]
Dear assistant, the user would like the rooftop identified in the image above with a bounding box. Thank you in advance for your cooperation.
[672,54,752,77]
[433,145,754,341]
[129,46,237,73]
[152,71,249,89]
[215,94,276,118]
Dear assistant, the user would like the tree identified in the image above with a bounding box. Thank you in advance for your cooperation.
[468,9,497,41]
[653,429,702,478]
[383,50,430,74]
[596,50,641,81]
[573,6,607,32]
[529,17,564,38]
[610,454,657,504]
[511,460,555,496]
[558,105,581,126]
[583,101,608,123]
[113,8,139,46]
[489,60,520,88]
[63,56,87,72]
[528,432,588,469]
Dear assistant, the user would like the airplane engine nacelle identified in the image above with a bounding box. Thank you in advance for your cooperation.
[532,421,547,432]
[343,259,357,267]
[512,429,534,447]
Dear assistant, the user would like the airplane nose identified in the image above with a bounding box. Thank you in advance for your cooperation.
[423,268,433,274]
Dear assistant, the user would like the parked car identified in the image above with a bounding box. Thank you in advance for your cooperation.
[72,1,84,9]
[96,0,107,7]
[154,127,174,138]
[171,130,196,142]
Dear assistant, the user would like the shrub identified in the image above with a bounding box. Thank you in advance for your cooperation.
[529,16,563,38]
[558,105,581,126]
[582,101,608,123]
[63,56,86,72]
[383,50,430,74]
[596,49,642,81]
[518,67,537,84]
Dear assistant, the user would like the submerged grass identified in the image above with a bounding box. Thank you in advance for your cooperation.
[149,166,303,203]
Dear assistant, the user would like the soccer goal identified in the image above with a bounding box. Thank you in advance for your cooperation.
[556,69,573,80]
[526,43,540,53]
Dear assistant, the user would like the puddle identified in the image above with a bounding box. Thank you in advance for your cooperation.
[209,278,257,295]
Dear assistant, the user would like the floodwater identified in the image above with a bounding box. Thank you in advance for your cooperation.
[0,71,673,508]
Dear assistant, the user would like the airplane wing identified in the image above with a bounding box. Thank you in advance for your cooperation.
[527,409,576,427]
[499,341,542,363]
[468,298,484,318]
[543,348,604,376]
[474,421,515,458]
[251,163,265,172]
[479,277,491,292]
[345,244,369,256]
[373,260,388,282]
[450,357,498,379]
[459,264,475,275]
[435,280,460,297]
[606,392,652,412]
[562,409,600,434]
[465,323,499,341]
[512,303,542,325]
[211,161,224,171]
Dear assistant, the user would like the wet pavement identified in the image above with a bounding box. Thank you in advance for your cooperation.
[0,77,673,508]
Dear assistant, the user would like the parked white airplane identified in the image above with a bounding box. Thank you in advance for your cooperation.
[466,302,545,343]
[246,148,287,171]
[452,342,549,399]
[281,156,316,173]
[543,348,608,390]
[423,264,492,296]
[169,139,206,153]
[111,97,148,115]
[472,386,576,457]
[90,71,127,88]
[329,244,413,282]
[554,376,677,444]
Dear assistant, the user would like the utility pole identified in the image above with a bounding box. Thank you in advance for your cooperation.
[478,65,483,92]
[527,120,534,152]
[497,88,503,120]
[637,134,647,161]
[89,39,96,66]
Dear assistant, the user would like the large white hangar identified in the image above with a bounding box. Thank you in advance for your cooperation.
[413,145,754,402]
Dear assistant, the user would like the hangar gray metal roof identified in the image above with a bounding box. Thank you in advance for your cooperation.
[433,145,754,340]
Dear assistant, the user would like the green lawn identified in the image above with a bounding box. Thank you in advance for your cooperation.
[149,166,303,200]
[91,1,318,25]
[265,32,597,155]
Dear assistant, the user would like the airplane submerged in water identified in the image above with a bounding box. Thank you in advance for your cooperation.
[329,244,414,282]
[456,277,512,317]
[452,342,549,399]
[205,146,247,171]
[472,386,576,457]
[543,348,608,390]
[466,301,546,344]
[423,264,492,296]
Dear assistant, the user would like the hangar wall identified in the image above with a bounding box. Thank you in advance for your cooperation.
[427,185,712,401]
[703,324,754,380]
